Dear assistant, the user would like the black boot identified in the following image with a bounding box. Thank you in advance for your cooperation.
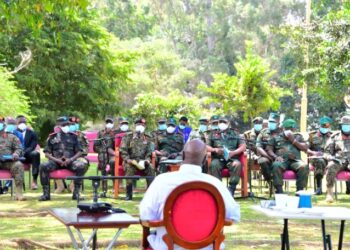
[346,181,350,195]
[228,185,236,197]
[100,180,108,198]
[72,184,84,201]
[275,186,283,194]
[315,177,323,195]
[38,186,50,201]
[125,183,133,201]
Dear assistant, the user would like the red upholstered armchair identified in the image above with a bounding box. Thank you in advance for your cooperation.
[207,152,248,197]
[141,181,233,250]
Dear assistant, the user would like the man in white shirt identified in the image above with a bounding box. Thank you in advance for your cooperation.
[139,139,240,250]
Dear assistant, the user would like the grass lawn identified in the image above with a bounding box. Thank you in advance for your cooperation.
[1,164,350,249]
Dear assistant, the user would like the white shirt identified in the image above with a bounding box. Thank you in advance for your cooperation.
[139,164,240,250]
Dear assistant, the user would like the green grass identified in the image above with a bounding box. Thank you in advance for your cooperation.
[1,165,350,249]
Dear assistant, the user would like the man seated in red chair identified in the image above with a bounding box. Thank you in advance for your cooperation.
[38,116,88,201]
[120,118,155,201]
[140,139,240,250]
[206,116,246,196]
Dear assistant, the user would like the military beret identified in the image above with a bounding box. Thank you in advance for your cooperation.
[6,117,16,124]
[134,117,146,124]
[0,115,5,122]
[319,116,332,125]
[253,117,263,123]
[199,117,209,122]
[268,112,280,122]
[119,117,129,124]
[340,116,350,125]
[157,117,166,123]
[282,119,296,128]
[57,116,69,125]
[105,117,114,123]
[167,118,177,126]
[219,116,229,122]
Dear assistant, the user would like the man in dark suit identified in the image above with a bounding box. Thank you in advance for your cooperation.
[14,115,40,189]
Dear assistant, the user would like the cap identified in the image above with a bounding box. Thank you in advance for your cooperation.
[167,118,177,126]
[69,116,80,123]
[282,119,296,129]
[199,117,209,122]
[119,117,129,124]
[157,117,166,123]
[219,116,229,123]
[134,117,146,124]
[340,116,350,125]
[57,116,69,125]
[268,112,280,122]
[210,115,220,123]
[0,115,5,122]
[252,117,263,123]
[6,117,16,124]
[105,117,114,123]
[319,116,332,125]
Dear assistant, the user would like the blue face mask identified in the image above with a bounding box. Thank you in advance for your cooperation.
[268,122,277,131]
[179,124,186,130]
[199,124,208,132]
[69,124,77,132]
[75,124,80,131]
[319,127,329,134]
[0,123,3,131]
[341,125,350,133]
[158,124,167,131]
[211,125,219,130]
[5,124,16,133]
[254,124,263,132]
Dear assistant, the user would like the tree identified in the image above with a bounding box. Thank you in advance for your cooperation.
[199,41,289,122]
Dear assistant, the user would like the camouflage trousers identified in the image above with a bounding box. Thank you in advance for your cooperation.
[98,157,115,176]
[39,160,88,186]
[272,159,309,189]
[210,158,242,187]
[124,161,155,185]
[257,156,272,182]
[310,158,327,179]
[325,161,348,188]
[0,161,24,187]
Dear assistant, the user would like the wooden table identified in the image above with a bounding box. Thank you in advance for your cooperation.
[49,208,139,250]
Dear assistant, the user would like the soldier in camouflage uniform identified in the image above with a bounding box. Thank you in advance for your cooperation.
[207,116,246,196]
[307,116,333,195]
[323,115,350,203]
[266,119,309,193]
[154,118,184,173]
[120,118,155,200]
[189,117,209,142]
[256,113,281,182]
[39,116,88,201]
[244,117,263,175]
[114,117,130,134]
[0,116,25,200]
[151,118,167,142]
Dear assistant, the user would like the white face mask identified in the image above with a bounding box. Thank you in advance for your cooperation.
[218,123,228,131]
[105,123,114,129]
[120,124,129,132]
[61,126,70,134]
[135,125,145,133]
[284,130,293,136]
[18,123,27,131]
[167,126,175,134]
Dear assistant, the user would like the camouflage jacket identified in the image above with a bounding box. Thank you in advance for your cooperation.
[76,131,89,156]
[0,131,23,156]
[256,128,280,150]
[324,131,350,164]
[44,132,82,159]
[189,129,208,143]
[155,132,184,156]
[244,128,260,153]
[120,132,153,162]
[308,130,332,152]
[93,129,116,153]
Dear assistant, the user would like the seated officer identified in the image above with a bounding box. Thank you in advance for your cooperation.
[0,116,25,200]
[266,119,309,193]
[39,116,88,201]
[115,117,130,134]
[154,118,184,173]
[189,116,209,142]
[120,118,155,200]
[206,116,246,196]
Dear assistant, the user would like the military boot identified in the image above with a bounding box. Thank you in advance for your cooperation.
[15,185,26,201]
[228,185,236,197]
[72,184,84,201]
[346,181,350,195]
[125,183,133,201]
[275,186,283,194]
[100,180,108,198]
[38,186,50,201]
[315,177,323,195]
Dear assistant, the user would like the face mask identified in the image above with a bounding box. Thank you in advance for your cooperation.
[199,124,208,132]
[179,124,186,130]
[211,125,219,130]
[320,127,329,134]
[61,125,70,134]
[75,124,80,131]
[284,130,293,137]
[167,126,175,134]
[254,124,263,132]
[341,125,350,134]
[218,123,228,131]
[5,124,16,133]
[105,123,114,129]
[268,122,277,131]
[18,123,27,131]
[120,124,129,132]
[0,123,4,131]
[69,124,77,132]
[135,125,145,133]
[158,124,167,131]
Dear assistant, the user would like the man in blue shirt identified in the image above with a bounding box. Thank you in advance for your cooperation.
[175,116,192,143]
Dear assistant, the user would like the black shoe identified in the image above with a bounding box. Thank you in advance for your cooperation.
[3,186,8,194]
[315,188,323,195]
[275,186,283,194]
[125,184,133,201]
[125,195,133,201]
[346,189,350,195]
[38,195,50,201]
[228,185,236,197]
[72,193,84,200]
[99,192,107,198]
[0,187,3,195]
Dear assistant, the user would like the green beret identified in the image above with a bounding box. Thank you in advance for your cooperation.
[253,117,263,123]
[210,115,220,123]
[219,116,229,122]
[105,117,114,123]
[57,116,69,125]
[157,117,166,123]
[319,116,332,125]
[268,112,280,122]
[199,116,208,122]
[119,117,129,124]
[282,119,296,129]
[167,118,177,126]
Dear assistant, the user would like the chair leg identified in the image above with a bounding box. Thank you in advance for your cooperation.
[335,181,338,200]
